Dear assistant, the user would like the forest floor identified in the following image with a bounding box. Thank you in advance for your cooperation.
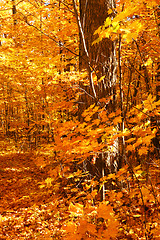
[0,151,160,240]
[0,152,58,240]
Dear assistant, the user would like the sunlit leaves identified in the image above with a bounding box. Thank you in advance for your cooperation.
[69,202,84,217]
[61,200,119,240]
[0,0,159,239]
[94,0,159,44]
[97,201,113,219]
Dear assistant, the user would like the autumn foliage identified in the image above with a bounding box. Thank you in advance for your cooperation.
[0,0,159,239]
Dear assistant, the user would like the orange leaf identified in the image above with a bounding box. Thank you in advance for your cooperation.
[97,202,114,219]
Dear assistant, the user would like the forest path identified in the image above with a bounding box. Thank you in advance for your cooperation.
[0,152,57,240]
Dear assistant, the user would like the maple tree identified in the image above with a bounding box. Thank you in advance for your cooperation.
[0,0,160,239]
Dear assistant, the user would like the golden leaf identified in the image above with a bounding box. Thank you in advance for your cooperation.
[97,202,113,219]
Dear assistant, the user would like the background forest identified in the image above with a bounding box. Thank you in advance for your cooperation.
[0,0,159,239]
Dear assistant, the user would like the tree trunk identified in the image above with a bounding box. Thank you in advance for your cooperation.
[78,0,117,114]
[73,0,118,200]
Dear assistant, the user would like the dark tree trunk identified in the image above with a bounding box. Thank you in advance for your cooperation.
[77,0,117,122]
[72,0,119,200]
[79,0,117,97]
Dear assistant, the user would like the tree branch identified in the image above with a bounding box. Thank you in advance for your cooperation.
[72,0,97,100]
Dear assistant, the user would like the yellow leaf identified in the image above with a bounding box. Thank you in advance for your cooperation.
[122,128,130,136]
[134,165,141,171]
[126,137,136,143]
[85,115,91,122]
[142,135,154,146]
[0,214,6,223]
[108,9,113,14]
[94,26,102,35]
[126,144,135,151]
[145,57,153,66]
[135,170,143,177]
[108,112,115,118]
[113,116,122,125]
[133,137,142,148]
[107,173,116,180]
[69,203,83,216]
[112,22,120,33]
[133,214,141,217]
[91,189,98,198]
[45,177,53,187]
[39,184,45,189]
[92,119,100,125]
[138,146,148,155]
[98,75,105,82]
[104,17,112,27]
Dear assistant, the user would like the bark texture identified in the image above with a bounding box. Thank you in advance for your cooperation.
[77,0,118,200]
[79,0,117,113]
